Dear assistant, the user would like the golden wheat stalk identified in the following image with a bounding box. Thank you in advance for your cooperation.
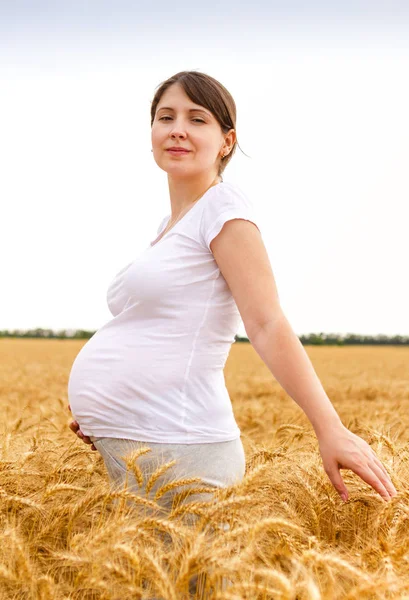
[67,492,108,535]
[302,549,372,584]
[172,485,217,510]
[38,517,70,544]
[0,459,15,472]
[112,542,142,570]
[107,489,162,508]
[75,513,130,547]
[170,498,217,520]
[168,494,252,528]
[109,518,182,551]
[11,417,23,432]
[300,576,322,600]
[276,423,306,433]
[58,465,91,474]
[247,448,284,465]
[211,592,242,600]
[220,516,306,543]
[250,567,292,595]
[237,463,270,487]
[154,476,203,501]
[35,574,56,600]
[369,430,397,455]
[0,564,19,584]
[57,448,90,464]
[204,495,253,517]
[145,459,178,495]
[213,580,288,599]
[342,577,397,600]
[2,468,43,477]
[137,516,185,539]
[1,432,12,458]
[82,577,110,592]
[42,483,87,499]
[121,446,152,487]
[0,489,44,513]
[100,559,134,583]
[139,545,178,600]
[4,530,35,583]
[174,532,208,587]
[79,511,128,539]
[87,575,145,598]
[49,551,91,564]
[112,523,159,546]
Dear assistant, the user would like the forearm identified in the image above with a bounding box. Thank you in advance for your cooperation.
[248,314,343,438]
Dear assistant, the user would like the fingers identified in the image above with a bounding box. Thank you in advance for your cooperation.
[75,428,97,450]
[320,429,398,503]
[79,433,93,445]
[325,466,348,501]
[69,420,79,433]
[367,459,397,498]
[351,461,392,502]
[327,457,397,503]
[371,449,392,479]
[68,420,95,447]
[369,449,398,497]
[75,428,91,444]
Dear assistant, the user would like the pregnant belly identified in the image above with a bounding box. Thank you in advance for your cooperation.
[67,342,186,433]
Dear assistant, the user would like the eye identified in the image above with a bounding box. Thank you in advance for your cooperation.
[158,117,205,123]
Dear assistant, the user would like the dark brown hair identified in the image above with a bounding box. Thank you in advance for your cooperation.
[150,70,247,177]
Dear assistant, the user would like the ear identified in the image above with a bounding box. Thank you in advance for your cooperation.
[224,129,236,154]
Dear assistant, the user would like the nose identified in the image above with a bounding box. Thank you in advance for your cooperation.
[171,131,187,139]
[170,121,187,139]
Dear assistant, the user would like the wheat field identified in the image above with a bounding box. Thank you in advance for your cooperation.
[0,338,408,599]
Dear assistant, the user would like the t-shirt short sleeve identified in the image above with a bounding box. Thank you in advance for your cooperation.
[200,183,261,252]
[157,215,170,235]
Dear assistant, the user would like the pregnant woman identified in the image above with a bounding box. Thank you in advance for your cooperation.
[68,70,397,525]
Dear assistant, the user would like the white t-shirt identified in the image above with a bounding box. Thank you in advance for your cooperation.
[68,181,261,443]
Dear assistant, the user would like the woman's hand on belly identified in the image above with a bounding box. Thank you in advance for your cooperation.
[68,404,97,451]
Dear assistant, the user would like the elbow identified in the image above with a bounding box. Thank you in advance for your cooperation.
[245,311,287,344]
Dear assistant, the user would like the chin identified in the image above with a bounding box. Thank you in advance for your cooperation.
[158,163,197,177]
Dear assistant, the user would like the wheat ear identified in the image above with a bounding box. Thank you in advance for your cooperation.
[145,459,178,495]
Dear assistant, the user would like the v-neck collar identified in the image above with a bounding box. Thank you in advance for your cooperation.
[149,182,224,249]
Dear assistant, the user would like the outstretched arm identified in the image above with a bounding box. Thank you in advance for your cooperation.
[209,218,397,503]
[248,315,397,502]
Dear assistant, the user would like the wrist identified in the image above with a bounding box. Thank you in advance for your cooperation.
[312,411,344,439]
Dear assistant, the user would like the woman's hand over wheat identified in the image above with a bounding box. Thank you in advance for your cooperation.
[317,423,397,502]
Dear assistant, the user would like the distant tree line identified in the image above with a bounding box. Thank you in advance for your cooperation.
[236,333,409,346]
[0,328,93,340]
[0,328,408,345]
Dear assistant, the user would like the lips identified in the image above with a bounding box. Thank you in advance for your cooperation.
[167,148,190,153]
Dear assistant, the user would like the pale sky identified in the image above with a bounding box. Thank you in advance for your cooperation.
[1,2,408,337]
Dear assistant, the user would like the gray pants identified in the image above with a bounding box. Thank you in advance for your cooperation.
[89,435,246,597]
[89,435,245,512]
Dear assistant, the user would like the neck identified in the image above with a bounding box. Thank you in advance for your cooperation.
[167,172,221,220]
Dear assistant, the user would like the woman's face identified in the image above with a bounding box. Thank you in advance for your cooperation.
[151,83,230,179]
